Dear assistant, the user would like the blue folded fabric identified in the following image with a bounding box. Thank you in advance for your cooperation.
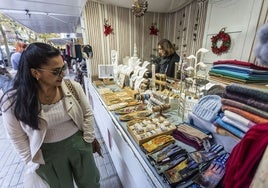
[215,117,245,139]
[192,95,222,122]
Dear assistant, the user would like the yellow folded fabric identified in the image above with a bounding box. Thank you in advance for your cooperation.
[142,135,174,153]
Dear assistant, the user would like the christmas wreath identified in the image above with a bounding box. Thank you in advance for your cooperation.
[211,29,231,55]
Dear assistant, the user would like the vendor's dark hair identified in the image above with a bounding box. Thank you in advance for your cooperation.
[158,39,176,56]
[2,42,60,129]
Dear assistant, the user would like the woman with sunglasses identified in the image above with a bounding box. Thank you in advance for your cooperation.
[1,42,100,188]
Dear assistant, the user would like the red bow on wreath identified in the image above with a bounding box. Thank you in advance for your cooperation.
[149,23,159,36]
[211,28,231,55]
[104,19,114,36]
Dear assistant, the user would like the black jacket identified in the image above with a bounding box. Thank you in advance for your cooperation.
[156,53,180,78]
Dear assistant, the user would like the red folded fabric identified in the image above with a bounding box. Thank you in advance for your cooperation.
[213,60,268,70]
[223,123,268,188]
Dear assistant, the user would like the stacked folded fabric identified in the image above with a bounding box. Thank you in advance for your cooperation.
[209,59,268,83]
[188,83,268,151]
[217,84,268,138]
[188,94,239,152]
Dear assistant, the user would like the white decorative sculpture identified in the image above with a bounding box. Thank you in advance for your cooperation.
[111,50,119,82]
[185,48,209,97]
[133,43,138,57]
[123,56,130,65]
[111,50,119,66]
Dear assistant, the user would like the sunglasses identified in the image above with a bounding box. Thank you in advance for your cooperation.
[37,64,67,76]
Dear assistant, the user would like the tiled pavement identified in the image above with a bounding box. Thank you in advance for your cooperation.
[0,110,122,188]
[0,117,24,188]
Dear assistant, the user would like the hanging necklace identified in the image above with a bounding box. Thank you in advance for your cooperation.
[42,87,59,104]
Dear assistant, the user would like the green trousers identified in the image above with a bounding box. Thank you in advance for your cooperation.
[36,131,100,188]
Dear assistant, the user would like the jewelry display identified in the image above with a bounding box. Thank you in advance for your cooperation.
[151,64,156,90]
[155,73,167,91]
[119,110,152,121]
[115,103,147,115]
[117,73,126,88]
[138,67,148,77]
[186,48,209,98]
[176,48,209,121]
[107,102,128,111]
[127,117,176,145]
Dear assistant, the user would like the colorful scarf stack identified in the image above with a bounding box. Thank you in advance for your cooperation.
[209,59,268,83]
[217,83,268,139]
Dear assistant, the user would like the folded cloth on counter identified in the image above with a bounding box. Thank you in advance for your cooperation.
[223,91,268,111]
[141,135,175,153]
[153,152,188,174]
[222,98,268,119]
[222,116,249,133]
[172,123,212,150]
[224,110,255,128]
[148,143,186,164]
[213,60,268,70]
[215,117,245,139]
[225,83,268,102]
[223,123,268,188]
[215,126,241,141]
[205,84,226,97]
[188,112,239,153]
[189,144,224,164]
[213,64,268,75]
[192,95,222,122]
[163,158,199,187]
[209,74,253,84]
[172,129,204,150]
[210,68,268,82]
[194,153,230,188]
[222,105,268,124]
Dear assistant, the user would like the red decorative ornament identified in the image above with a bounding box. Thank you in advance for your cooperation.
[149,23,159,36]
[104,19,113,36]
[211,28,231,55]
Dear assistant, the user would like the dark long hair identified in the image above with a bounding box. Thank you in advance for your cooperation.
[2,42,60,129]
[158,39,176,56]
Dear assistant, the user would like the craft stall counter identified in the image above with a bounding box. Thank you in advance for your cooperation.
[86,81,196,188]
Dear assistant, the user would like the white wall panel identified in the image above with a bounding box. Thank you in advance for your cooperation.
[202,0,263,64]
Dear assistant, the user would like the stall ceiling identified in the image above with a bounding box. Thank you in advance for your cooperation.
[0,0,192,34]
[93,0,193,13]
[0,0,86,34]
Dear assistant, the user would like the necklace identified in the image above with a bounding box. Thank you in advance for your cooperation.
[42,87,59,104]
